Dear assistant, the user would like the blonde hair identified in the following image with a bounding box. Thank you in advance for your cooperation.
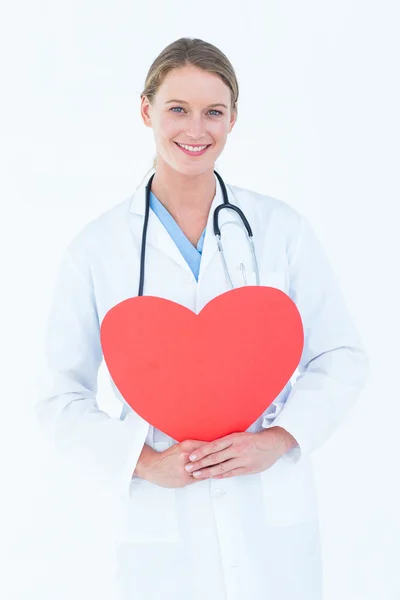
[138,37,238,186]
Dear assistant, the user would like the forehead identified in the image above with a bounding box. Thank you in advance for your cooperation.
[156,66,230,104]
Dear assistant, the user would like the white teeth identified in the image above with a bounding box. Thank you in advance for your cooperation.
[177,143,208,152]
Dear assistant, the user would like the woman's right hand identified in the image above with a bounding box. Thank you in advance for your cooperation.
[135,440,210,488]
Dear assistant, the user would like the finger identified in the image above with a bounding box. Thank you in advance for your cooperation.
[192,458,243,479]
[185,449,234,472]
[211,467,249,479]
[188,436,234,462]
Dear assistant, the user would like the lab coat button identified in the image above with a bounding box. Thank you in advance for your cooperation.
[212,487,227,497]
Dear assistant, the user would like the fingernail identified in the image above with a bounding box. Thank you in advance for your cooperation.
[185,464,193,471]
[189,454,197,461]
[193,471,202,477]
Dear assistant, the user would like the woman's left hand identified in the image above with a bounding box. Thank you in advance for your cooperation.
[184,427,298,480]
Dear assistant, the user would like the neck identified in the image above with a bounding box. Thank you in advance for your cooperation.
[150,160,216,221]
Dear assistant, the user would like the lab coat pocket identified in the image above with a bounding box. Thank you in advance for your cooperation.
[260,454,318,526]
[115,441,180,543]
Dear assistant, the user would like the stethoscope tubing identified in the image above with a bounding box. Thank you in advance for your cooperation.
[138,170,259,296]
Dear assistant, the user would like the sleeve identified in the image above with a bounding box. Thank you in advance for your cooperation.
[265,215,370,461]
[35,249,149,499]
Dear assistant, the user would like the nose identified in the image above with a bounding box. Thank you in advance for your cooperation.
[185,115,207,140]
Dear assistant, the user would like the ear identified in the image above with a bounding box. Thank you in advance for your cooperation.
[140,96,153,128]
[228,106,238,134]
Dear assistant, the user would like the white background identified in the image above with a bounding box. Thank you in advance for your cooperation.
[1,1,399,598]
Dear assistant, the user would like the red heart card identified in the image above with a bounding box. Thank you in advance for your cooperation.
[100,286,304,442]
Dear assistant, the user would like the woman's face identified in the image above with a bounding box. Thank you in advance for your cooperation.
[141,65,237,175]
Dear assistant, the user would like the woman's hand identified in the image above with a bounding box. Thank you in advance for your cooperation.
[136,439,212,488]
[183,427,299,480]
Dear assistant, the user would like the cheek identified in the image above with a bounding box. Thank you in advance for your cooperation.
[159,119,182,142]
[210,121,229,138]
[160,114,179,129]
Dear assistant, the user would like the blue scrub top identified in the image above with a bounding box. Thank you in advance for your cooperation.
[149,191,206,281]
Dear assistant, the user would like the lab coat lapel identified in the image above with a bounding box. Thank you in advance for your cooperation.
[129,170,193,277]
[197,170,237,284]
[129,169,233,281]
[198,173,256,289]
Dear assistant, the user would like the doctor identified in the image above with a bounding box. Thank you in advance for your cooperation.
[36,37,369,600]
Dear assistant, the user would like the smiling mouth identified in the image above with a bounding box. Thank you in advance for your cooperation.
[174,142,212,155]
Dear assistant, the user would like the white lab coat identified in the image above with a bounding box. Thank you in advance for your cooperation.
[36,169,369,600]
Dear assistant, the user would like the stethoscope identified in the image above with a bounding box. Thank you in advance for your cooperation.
[138,170,260,296]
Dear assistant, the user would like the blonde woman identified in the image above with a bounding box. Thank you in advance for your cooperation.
[36,37,369,600]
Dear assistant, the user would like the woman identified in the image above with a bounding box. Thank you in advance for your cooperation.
[36,37,369,599]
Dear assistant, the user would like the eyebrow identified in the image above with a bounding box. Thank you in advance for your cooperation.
[165,99,228,109]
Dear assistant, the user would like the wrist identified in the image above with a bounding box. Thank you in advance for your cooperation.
[272,426,299,456]
[133,444,157,480]
[259,426,299,458]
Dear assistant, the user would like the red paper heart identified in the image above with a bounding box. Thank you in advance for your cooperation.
[100,286,304,442]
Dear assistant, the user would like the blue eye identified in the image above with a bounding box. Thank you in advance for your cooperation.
[170,107,223,116]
